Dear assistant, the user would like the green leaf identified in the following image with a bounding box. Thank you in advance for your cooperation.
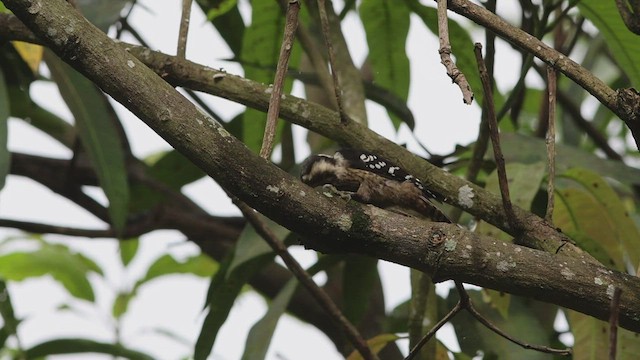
[76,0,131,33]
[409,269,437,358]
[8,86,76,147]
[141,254,218,284]
[343,256,379,325]
[554,188,617,267]
[240,255,340,360]
[578,1,640,87]
[568,310,640,360]
[128,150,204,214]
[0,67,9,191]
[449,346,474,360]
[0,243,101,302]
[148,327,192,347]
[228,217,289,275]
[46,54,129,234]
[199,1,245,56]
[241,279,297,360]
[384,299,410,333]
[448,290,553,359]
[0,280,19,340]
[76,250,105,276]
[207,0,238,20]
[114,253,217,320]
[557,168,640,270]
[194,249,274,360]
[113,291,135,319]
[360,0,411,129]
[0,326,9,350]
[119,238,139,267]
[477,162,546,241]
[24,338,154,360]
[500,132,640,188]
[2,43,57,158]
[3,42,74,147]
[147,150,206,190]
[481,288,510,320]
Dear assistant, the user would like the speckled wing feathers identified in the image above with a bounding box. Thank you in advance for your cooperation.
[334,149,440,201]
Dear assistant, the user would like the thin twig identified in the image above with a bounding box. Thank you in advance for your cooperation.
[117,5,223,125]
[545,67,557,223]
[408,271,432,360]
[317,0,349,123]
[609,287,622,360]
[114,1,137,40]
[177,0,193,58]
[0,218,155,238]
[446,0,640,149]
[495,54,534,122]
[255,7,372,353]
[260,1,300,159]
[465,297,572,355]
[455,283,572,356]
[233,200,378,360]
[405,300,463,360]
[437,0,473,104]
[452,0,495,222]
[406,280,467,359]
[532,63,622,161]
[473,43,519,232]
[278,1,337,109]
[615,0,640,35]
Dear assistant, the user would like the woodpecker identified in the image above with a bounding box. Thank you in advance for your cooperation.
[300,149,450,222]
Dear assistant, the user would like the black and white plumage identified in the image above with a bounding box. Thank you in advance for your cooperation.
[300,149,450,222]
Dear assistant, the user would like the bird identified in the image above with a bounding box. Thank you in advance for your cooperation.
[300,149,450,222]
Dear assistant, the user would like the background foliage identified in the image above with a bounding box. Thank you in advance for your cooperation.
[1,0,639,359]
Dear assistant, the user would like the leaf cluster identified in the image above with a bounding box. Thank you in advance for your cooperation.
[1,0,639,359]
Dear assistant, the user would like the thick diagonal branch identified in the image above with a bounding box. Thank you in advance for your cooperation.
[6,0,640,334]
[0,13,598,260]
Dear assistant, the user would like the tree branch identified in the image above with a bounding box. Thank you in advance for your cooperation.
[545,67,557,223]
[437,0,473,104]
[474,43,519,233]
[0,218,155,239]
[615,0,640,35]
[0,12,601,261]
[445,0,640,149]
[177,0,192,58]
[406,300,463,360]
[8,151,363,350]
[309,0,367,124]
[236,200,377,360]
[456,283,571,356]
[261,0,300,158]
[609,287,623,360]
[5,0,640,335]
[317,0,348,123]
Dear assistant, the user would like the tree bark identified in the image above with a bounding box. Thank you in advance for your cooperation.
[4,0,640,335]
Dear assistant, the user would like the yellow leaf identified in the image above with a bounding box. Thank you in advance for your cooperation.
[12,41,43,74]
[346,333,401,360]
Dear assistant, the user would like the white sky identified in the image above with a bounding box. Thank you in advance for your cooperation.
[0,0,539,359]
